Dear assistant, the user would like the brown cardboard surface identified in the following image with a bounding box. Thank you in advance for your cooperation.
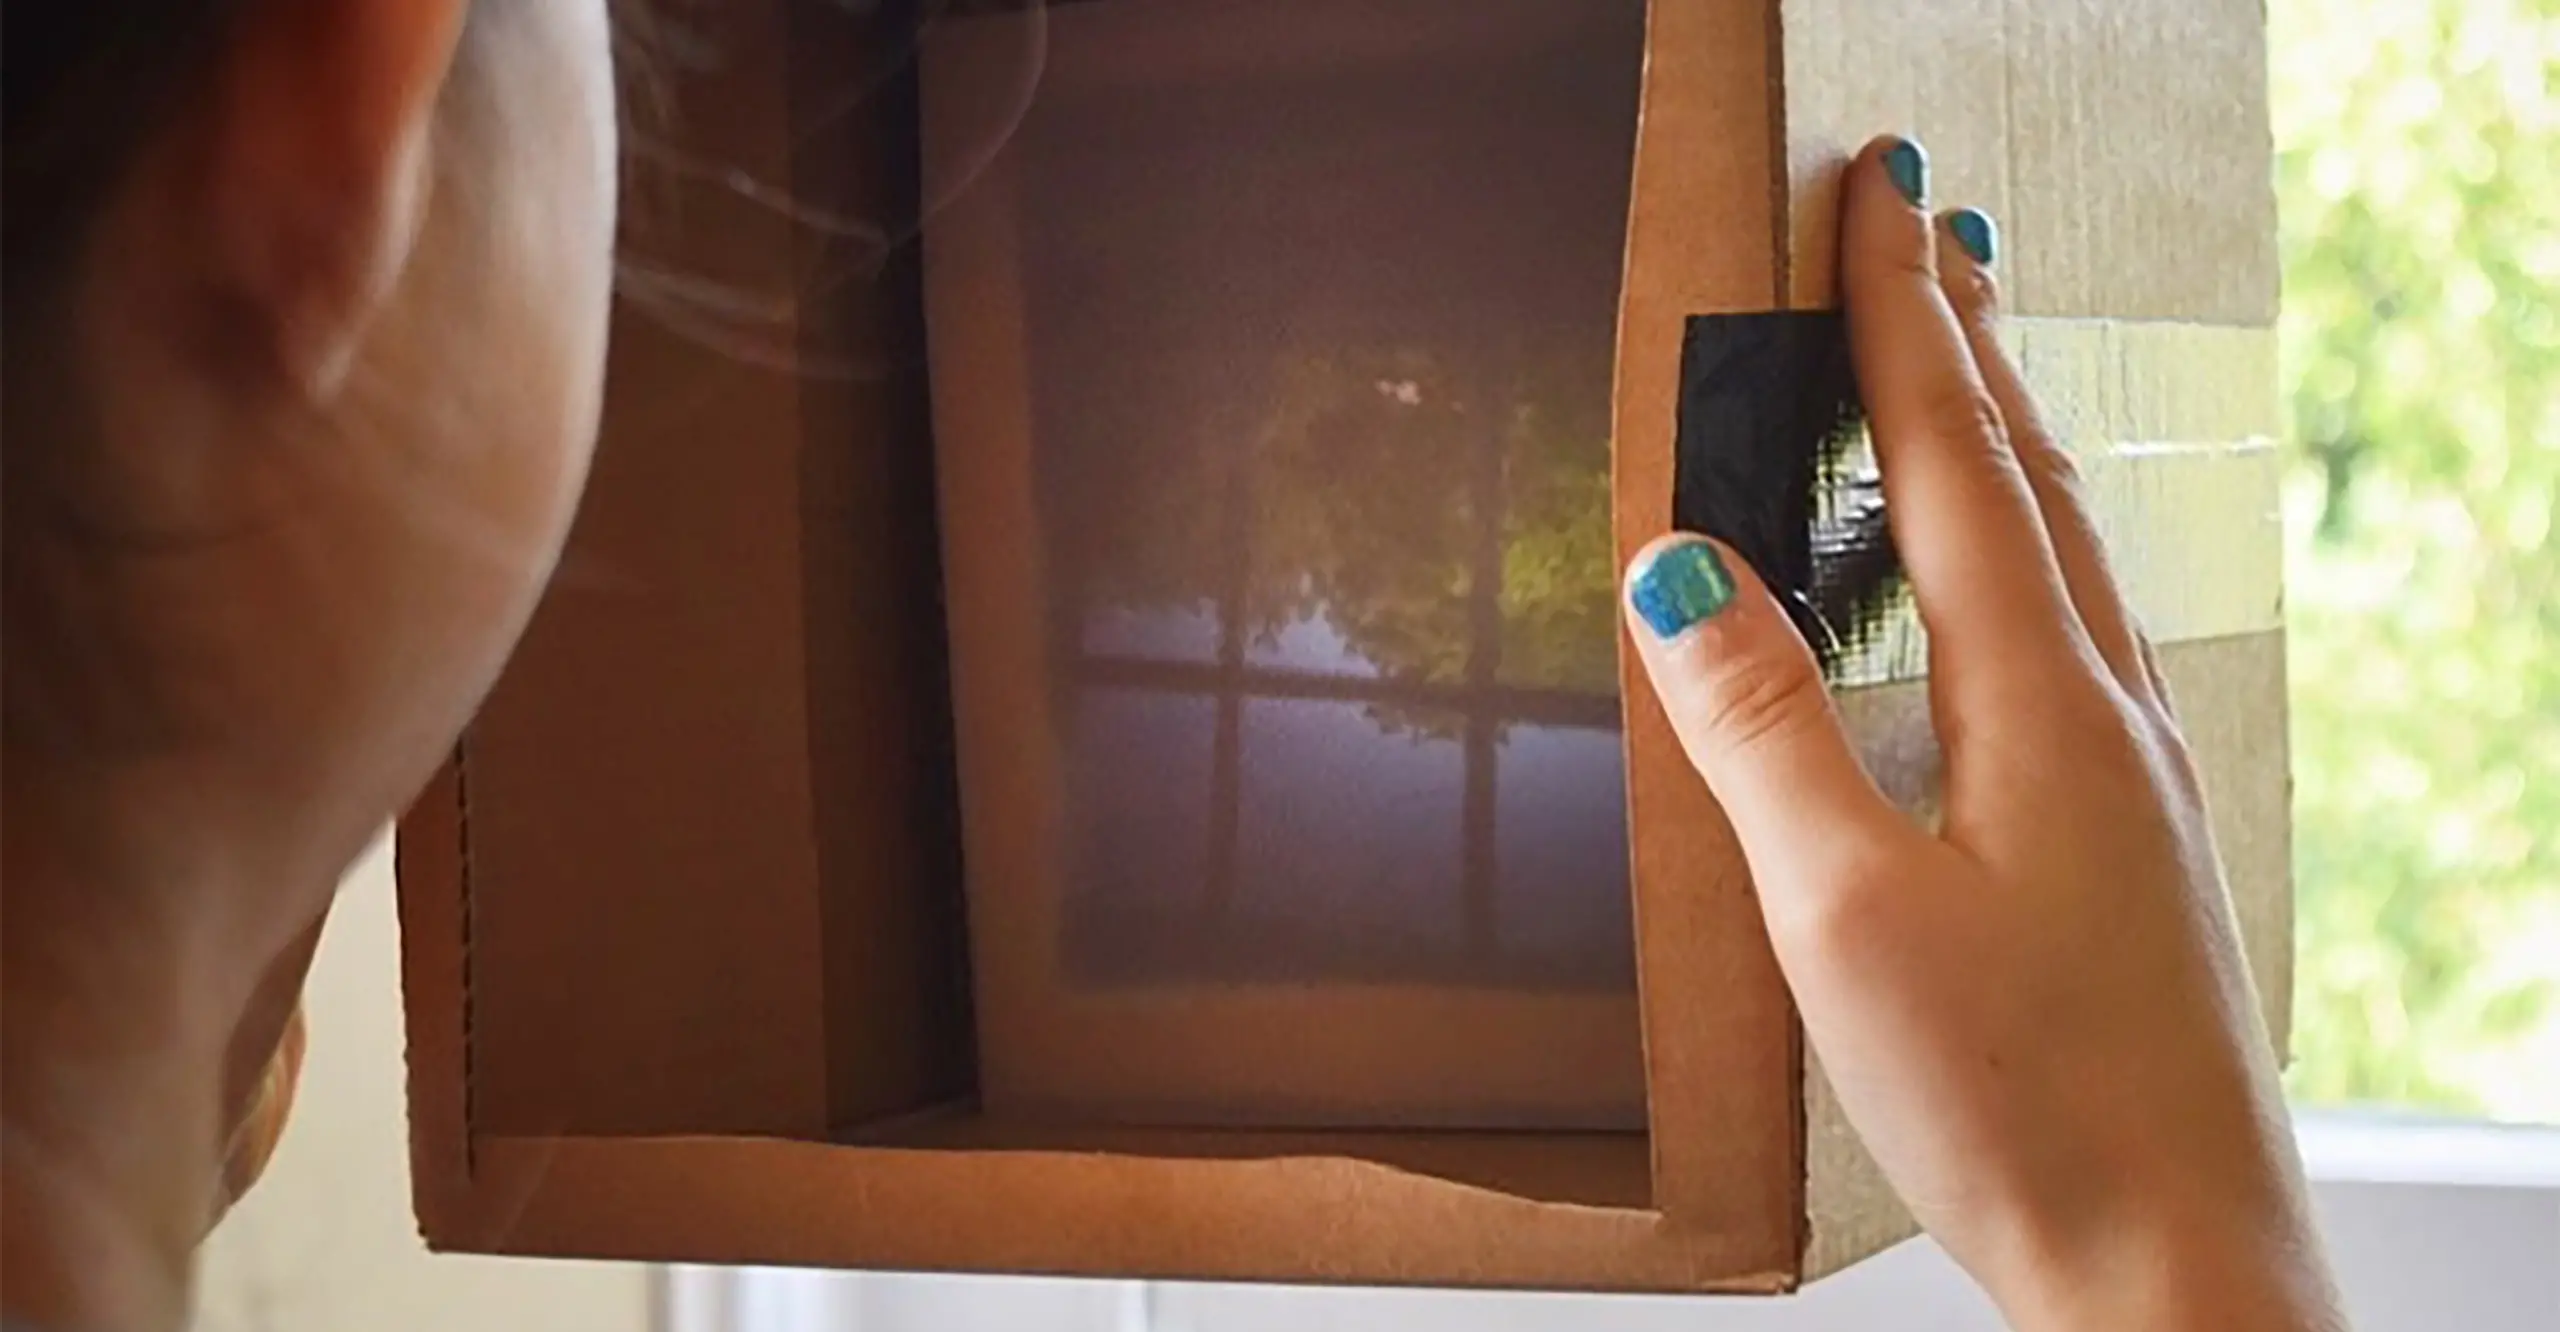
[1778,0,2280,323]
[433,1132,1787,1294]
[855,1120,1655,1210]
[786,0,982,1132]
[441,0,968,1144]
[1609,0,1804,1268]
[451,0,829,1140]
[2170,632,2298,1059]
[398,0,2287,1294]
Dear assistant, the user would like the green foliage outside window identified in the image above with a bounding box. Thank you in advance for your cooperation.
[2275,0,2560,1120]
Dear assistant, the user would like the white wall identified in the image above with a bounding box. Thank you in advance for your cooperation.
[194,839,656,1332]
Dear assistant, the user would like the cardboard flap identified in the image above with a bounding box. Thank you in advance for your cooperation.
[445,0,971,1142]
[856,1118,1654,1210]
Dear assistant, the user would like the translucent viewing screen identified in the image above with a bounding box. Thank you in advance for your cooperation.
[980,0,1645,994]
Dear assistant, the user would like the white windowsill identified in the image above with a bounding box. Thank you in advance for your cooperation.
[2295,1107,2560,1189]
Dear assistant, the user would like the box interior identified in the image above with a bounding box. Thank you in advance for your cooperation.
[450,0,1661,1210]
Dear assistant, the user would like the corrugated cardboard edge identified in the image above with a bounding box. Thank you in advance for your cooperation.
[394,758,473,1243]
[1612,0,1808,1276]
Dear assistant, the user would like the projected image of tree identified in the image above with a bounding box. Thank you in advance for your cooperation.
[1005,24,1645,989]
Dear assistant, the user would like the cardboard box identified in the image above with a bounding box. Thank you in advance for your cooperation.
[398,0,2288,1292]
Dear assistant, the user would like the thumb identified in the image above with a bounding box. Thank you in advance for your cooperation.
[1623,535,1910,885]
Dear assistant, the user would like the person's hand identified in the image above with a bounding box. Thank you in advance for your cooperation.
[1621,137,2346,1331]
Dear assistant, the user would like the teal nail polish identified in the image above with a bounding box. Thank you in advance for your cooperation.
[1949,207,1999,265]
[1883,137,1929,207]
[1630,542,1738,639]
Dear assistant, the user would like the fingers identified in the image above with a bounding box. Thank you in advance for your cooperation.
[1838,138,2096,699]
[1624,536,1917,888]
[1933,207,2159,706]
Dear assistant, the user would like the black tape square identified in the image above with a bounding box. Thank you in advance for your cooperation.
[1672,311,1922,685]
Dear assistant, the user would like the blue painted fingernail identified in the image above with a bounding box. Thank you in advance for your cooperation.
[1949,207,1999,265]
[1883,137,1929,207]
[1629,542,1739,639]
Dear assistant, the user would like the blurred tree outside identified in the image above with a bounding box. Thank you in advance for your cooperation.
[2273,0,2560,1120]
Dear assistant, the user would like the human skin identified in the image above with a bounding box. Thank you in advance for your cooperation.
[3,2,618,1326]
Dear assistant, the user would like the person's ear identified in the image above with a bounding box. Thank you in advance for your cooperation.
[177,0,472,396]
